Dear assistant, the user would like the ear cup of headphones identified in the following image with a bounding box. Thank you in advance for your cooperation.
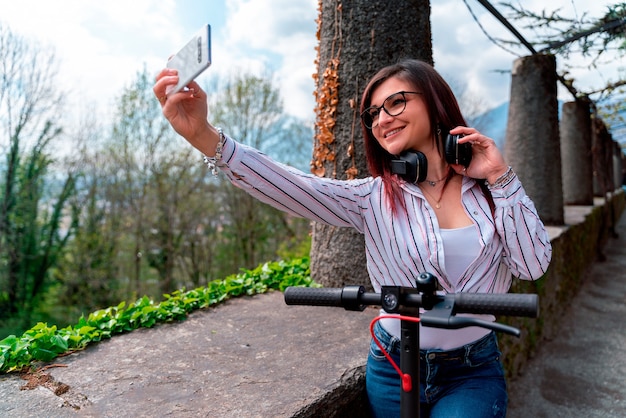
[390,151,428,184]
[444,134,472,167]
[444,134,457,163]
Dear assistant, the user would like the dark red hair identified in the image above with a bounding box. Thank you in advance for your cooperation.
[360,59,467,212]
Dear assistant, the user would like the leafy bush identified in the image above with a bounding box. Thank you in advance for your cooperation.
[0,257,316,373]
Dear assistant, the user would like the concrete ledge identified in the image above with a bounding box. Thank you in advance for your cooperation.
[1,291,377,417]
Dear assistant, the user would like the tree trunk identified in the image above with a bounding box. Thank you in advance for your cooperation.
[310,0,433,288]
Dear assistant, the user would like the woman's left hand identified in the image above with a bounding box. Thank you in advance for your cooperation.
[448,127,509,184]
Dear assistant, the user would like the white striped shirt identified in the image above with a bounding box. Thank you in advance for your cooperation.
[218,137,552,295]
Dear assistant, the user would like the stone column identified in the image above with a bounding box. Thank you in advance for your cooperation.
[505,54,564,225]
[560,99,593,205]
[621,149,626,187]
[592,118,613,197]
[613,141,623,190]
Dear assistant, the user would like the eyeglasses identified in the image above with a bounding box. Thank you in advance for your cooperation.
[360,91,422,129]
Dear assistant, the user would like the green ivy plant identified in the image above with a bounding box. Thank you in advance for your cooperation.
[0,257,317,374]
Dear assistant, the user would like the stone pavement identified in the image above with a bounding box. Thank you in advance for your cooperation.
[507,210,626,417]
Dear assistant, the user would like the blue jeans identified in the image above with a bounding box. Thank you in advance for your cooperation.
[366,321,507,418]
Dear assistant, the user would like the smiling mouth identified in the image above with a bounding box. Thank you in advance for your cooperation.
[385,127,403,138]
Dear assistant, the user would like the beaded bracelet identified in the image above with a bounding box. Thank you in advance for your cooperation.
[486,166,515,189]
[202,127,225,176]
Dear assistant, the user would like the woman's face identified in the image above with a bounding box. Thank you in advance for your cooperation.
[367,76,433,156]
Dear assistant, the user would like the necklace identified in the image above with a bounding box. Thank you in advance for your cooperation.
[421,173,453,209]
[425,167,450,187]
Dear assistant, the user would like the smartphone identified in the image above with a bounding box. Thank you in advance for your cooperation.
[445,134,472,167]
[166,24,212,96]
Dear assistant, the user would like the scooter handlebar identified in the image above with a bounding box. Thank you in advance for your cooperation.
[284,286,539,318]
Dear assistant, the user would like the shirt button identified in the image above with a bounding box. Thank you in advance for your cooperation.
[427,353,436,360]
[473,211,478,215]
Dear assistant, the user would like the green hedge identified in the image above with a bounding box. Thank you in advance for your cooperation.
[0,257,316,374]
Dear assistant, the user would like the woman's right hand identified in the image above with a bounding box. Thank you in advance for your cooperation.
[449,126,508,184]
[153,68,220,156]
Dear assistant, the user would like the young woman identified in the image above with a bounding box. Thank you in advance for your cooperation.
[153,59,552,418]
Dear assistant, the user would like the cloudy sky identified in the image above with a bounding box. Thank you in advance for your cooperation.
[1,0,623,127]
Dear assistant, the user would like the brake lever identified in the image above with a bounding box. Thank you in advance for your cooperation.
[419,294,521,337]
[420,315,520,337]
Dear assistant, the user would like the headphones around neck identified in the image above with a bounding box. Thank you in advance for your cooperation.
[390,151,427,184]
[390,132,473,184]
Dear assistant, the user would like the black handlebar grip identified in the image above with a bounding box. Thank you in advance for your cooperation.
[454,293,539,318]
[284,287,344,307]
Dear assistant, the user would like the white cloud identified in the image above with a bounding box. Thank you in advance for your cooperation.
[432,0,624,109]
[1,0,622,133]
[0,0,189,128]
[218,0,318,122]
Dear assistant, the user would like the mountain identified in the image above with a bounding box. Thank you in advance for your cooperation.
[478,101,625,151]
[478,102,508,150]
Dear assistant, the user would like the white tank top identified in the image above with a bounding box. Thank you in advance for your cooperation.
[380,224,494,350]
